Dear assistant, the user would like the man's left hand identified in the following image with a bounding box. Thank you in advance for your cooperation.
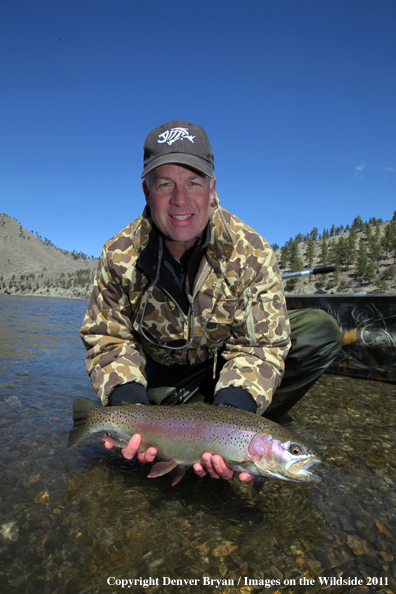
[193,452,254,483]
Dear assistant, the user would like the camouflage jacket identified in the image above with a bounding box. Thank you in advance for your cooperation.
[80,194,291,414]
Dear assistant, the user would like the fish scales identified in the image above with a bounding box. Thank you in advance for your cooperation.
[68,397,321,488]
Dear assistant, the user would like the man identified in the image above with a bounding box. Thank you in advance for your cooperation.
[80,120,342,484]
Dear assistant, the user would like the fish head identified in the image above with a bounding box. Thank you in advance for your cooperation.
[248,427,321,483]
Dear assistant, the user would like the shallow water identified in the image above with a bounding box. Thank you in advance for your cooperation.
[0,294,395,594]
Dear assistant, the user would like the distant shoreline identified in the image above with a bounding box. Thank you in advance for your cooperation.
[1,290,89,301]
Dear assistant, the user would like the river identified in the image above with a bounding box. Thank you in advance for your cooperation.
[0,294,395,594]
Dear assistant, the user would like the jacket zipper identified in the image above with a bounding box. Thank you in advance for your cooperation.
[192,262,212,299]
[213,347,218,379]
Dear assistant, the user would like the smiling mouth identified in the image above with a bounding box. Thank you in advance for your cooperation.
[171,215,193,220]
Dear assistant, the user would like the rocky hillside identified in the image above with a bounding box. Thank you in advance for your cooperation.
[0,214,99,299]
[276,220,396,295]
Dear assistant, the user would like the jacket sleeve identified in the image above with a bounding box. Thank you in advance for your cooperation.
[79,248,147,405]
[214,246,291,416]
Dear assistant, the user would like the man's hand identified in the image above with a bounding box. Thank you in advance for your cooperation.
[193,452,254,483]
[103,433,157,464]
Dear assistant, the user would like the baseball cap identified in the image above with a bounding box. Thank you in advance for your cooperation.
[141,120,214,179]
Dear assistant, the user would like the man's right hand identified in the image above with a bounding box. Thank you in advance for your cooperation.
[103,433,158,464]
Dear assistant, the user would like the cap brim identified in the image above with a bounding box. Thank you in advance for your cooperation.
[141,153,214,179]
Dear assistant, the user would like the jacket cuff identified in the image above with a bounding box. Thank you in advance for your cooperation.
[108,383,150,406]
[214,387,257,413]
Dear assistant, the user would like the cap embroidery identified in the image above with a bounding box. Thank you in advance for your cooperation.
[157,127,195,146]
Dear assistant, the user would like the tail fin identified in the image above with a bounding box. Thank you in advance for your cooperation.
[67,397,100,449]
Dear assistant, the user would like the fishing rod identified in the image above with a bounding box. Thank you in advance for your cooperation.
[281,266,336,280]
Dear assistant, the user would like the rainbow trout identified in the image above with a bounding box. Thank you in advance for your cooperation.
[67,397,321,492]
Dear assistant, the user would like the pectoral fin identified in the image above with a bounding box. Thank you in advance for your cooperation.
[102,432,130,449]
[227,460,259,475]
[252,475,265,496]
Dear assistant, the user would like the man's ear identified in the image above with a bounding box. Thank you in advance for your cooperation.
[142,180,150,206]
[210,177,217,204]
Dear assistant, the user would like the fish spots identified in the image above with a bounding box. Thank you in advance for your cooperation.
[69,399,319,483]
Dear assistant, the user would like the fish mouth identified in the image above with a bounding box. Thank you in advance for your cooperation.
[285,456,322,482]
[255,456,322,483]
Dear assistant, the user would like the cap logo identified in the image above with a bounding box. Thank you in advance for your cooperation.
[157,127,195,146]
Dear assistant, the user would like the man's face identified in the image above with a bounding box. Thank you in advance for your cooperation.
[142,164,216,258]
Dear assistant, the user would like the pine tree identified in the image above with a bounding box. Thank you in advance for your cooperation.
[294,233,303,244]
[305,239,315,268]
[320,240,328,265]
[369,233,381,266]
[363,222,372,242]
[364,259,376,283]
[345,229,357,270]
[279,243,290,269]
[381,223,394,258]
[357,238,368,278]
[288,239,304,272]
[328,239,340,267]
[352,216,364,231]
[337,236,348,269]
[390,224,396,263]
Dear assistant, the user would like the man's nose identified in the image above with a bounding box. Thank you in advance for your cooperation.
[170,184,190,205]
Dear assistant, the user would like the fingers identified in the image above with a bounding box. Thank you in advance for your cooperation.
[122,434,142,460]
[238,472,255,483]
[137,447,157,464]
[102,436,114,450]
[193,453,235,481]
[103,433,158,464]
[193,454,255,483]
[123,435,158,464]
[192,462,206,478]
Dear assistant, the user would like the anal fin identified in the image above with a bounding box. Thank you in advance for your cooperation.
[170,464,186,486]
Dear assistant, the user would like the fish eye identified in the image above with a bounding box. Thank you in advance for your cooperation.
[289,443,302,456]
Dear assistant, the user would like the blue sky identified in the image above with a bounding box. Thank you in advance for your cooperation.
[1,0,395,258]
